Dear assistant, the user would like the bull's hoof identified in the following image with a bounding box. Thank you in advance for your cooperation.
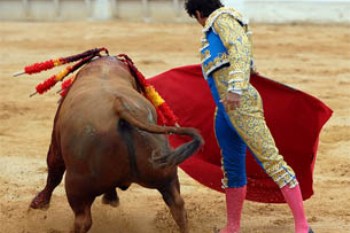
[102,198,119,207]
[30,192,50,210]
[102,192,120,208]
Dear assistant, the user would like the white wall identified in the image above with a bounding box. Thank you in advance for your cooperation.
[222,0,245,13]
[0,0,350,23]
[242,0,350,23]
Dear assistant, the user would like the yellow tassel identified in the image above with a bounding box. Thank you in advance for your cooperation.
[55,66,72,81]
[145,86,164,107]
[53,58,63,67]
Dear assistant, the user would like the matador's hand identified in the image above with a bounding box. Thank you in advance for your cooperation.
[221,92,241,111]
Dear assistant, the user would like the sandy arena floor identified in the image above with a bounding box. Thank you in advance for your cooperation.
[0,21,349,233]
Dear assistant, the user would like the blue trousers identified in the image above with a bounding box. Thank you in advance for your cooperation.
[215,107,248,187]
[207,77,248,187]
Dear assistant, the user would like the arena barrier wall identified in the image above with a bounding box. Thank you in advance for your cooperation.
[0,0,349,23]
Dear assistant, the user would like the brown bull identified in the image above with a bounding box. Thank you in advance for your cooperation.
[30,56,203,233]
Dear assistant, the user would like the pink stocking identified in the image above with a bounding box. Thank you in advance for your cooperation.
[220,186,246,233]
[281,184,310,233]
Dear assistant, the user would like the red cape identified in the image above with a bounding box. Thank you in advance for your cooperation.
[148,64,332,203]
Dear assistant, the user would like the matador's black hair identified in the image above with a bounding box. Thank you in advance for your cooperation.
[184,0,224,18]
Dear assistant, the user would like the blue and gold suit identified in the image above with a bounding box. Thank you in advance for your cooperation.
[201,7,297,189]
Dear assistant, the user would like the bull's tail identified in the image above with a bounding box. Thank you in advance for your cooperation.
[114,96,204,168]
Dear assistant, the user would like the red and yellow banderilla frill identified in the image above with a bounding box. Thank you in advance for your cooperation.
[14,48,178,127]
[117,54,178,126]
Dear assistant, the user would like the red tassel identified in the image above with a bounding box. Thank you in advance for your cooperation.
[156,108,166,125]
[36,76,57,94]
[157,103,178,126]
[118,54,179,126]
[118,54,149,88]
[23,48,108,76]
[134,69,149,87]
[60,78,74,97]
[24,60,55,75]
[61,78,73,89]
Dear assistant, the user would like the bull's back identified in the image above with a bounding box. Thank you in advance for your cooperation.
[56,57,143,188]
[58,56,128,144]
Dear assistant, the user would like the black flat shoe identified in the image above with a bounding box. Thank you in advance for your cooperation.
[309,228,314,233]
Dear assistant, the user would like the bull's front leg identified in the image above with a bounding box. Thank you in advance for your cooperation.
[158,177,189,233]
[30,142,65,209]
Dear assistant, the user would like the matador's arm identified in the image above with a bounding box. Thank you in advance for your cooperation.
[212,14,252,95]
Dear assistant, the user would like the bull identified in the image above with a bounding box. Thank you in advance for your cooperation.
[29,56,204,233]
